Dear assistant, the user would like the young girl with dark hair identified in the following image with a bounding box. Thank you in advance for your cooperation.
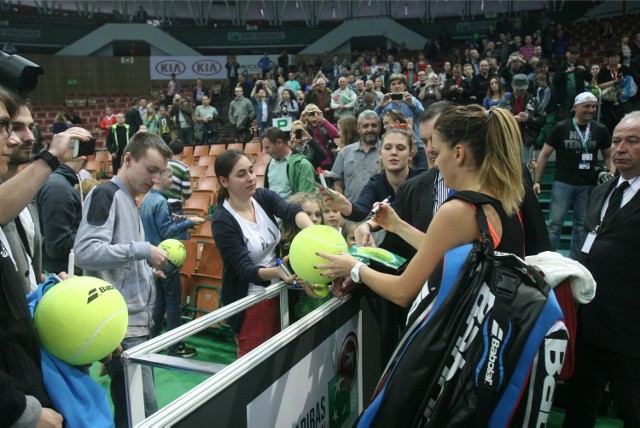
[211,150,313,357]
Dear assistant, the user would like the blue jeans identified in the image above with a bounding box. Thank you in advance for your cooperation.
[106,336,158,428]
[258,121,269,137]
[547,181,591,260]
[151,271,183,352]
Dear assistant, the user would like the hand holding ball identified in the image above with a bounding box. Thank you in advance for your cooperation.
[289,225,348,284]
[34,276,128,365]
[158,239,187,272]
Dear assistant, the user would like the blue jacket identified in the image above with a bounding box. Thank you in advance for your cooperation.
[140,189,195,246]
[252,96,273,123]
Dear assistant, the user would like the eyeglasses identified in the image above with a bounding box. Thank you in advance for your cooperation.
[0,118,13,138]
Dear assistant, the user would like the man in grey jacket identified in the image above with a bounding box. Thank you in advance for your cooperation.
[74,132,172,427]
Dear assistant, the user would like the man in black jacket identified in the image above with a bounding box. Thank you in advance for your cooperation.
[36,156,84,275]
[170,94,195,146]
[563,111,640,427]
[124,98,142,134]
[503,74,545,168]
[552,46,591,119]
[470,59,493,103]
[106,113,130,175]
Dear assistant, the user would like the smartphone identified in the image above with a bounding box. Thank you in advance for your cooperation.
[72,137,97,158]
[391,93,403,101]
[294,129,303,139]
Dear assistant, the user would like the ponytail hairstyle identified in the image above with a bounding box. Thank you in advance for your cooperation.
[214,149,251,205]
[434,105,524,215]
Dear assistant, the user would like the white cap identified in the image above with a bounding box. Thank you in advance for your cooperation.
[574,92,598,106]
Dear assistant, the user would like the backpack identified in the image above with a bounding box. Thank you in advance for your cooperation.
[358,191,567,428]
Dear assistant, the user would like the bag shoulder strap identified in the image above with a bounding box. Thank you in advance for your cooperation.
[449,190,496,252]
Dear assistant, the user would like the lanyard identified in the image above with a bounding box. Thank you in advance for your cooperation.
[610,67,618,82]
[572,119,591,153]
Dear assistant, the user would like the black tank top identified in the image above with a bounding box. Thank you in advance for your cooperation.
[479,194,525,258]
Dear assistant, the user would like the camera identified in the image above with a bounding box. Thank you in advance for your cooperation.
[307,111,316,117]
[281,107,288,115]
[0,51,44,98]
[596,166,613,184]
[391,93,403,101]
[294,129,303,139]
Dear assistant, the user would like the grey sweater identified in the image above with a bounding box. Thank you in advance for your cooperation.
[74,176,155,338]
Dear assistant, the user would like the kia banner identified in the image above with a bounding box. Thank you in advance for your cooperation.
[150,55,294,80]
[150,56,227,80]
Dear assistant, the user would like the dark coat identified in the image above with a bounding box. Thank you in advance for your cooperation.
[579,178,640,357]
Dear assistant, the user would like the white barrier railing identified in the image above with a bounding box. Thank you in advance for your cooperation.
[124,282,360,427]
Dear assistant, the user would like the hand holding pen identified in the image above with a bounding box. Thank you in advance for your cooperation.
[366,197,391,220]
[276,257,299,288]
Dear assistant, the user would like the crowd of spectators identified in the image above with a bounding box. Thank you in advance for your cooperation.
[2,7,640,427]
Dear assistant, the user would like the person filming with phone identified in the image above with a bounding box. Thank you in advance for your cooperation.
[374,73,427,168]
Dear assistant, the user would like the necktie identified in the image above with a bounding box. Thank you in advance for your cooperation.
[603,181,630,223]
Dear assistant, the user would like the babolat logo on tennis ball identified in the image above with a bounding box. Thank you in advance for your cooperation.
[86,285,116,304]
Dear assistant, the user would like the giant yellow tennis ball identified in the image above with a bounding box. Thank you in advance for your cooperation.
[34,276,128,365]
[290,225,348,284]
[158,239,187,268]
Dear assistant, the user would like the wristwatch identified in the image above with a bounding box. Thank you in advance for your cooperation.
[350,262,365,284]
[34,150,60,171]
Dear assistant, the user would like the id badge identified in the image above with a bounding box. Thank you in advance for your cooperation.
[579,162,590,170]
[581,230,597,254]
[582,153,593,161]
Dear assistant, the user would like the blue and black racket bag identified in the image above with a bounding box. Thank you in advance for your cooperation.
[358,191,568,427]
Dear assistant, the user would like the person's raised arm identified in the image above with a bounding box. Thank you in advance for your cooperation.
[374,203,425,250]
[317,200,480,306]
[0,127,90,225]
[295,211,314,229]
[320,187,353,217]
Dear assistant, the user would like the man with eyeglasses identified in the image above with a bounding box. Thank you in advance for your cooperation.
[140,166,204,358]
[0,85,92,428]
[1,99,44,296]
[412,71,429,97]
